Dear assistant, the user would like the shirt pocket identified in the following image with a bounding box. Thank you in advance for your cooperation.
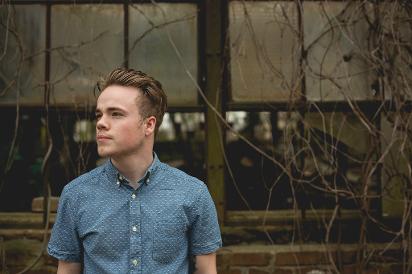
[152,220,186,264]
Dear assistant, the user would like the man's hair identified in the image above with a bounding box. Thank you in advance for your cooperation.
[99,68,167,135]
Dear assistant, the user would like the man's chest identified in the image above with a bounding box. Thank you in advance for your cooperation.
[75,188,190,262]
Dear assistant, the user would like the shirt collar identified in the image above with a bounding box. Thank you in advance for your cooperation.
[104,152,161,187]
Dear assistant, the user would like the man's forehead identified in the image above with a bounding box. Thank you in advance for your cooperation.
[96,99,136,114]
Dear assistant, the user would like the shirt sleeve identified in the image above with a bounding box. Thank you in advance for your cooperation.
[189,184,222,255]
[47,186,82,262]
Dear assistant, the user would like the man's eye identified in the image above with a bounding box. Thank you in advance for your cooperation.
[95,114,102,120]
[112,112,123,117]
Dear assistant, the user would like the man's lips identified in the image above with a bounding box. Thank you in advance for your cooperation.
[96,135,112,141]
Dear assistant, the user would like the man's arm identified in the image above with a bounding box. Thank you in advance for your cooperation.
[57,261,81,274]
[193,253,217,274]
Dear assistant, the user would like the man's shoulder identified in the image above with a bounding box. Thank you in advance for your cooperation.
[159,162,206,191]
[63,164,106,193]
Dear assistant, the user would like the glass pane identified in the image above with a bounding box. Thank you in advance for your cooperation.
[303,112,377,209]
[381,112,412,217]
[225,111,300,210]
[50,5,123,106]
[304,2,375,101]
[379,3,412,100]
[0,5,45,106]
[0,111,44,211]
[0,110,100,211]
[129,4,198,107]
[229,1,301,103]
[155,112,205,180]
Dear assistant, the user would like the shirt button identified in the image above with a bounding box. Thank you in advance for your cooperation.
[131,194,136,199]
[116,181,120,186]
[146,178,150,183]
[132,259,139,266]
[132,226,138,232]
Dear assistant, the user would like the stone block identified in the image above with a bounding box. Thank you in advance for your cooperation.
[31,197,59,213]
[275,252,331,266]
[231,253,271,266]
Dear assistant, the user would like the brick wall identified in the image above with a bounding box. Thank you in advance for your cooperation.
[217,245,404,274]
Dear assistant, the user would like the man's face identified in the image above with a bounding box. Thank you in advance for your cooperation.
[95,85,146,158]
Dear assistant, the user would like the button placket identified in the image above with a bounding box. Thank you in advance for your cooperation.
[129,188,141,273]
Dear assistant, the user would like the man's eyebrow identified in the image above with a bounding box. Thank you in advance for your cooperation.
[95,107,127,113]
[107,107,127,112]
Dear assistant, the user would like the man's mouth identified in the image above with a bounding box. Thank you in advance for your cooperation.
[96,135,112,141]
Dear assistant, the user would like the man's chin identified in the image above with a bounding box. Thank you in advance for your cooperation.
[97,149,112,158]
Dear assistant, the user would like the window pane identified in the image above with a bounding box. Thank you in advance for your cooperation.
[50,5,123,106]
[0,111,43,211]
[304,2,375,101]
[379,3,412,100]
[0,5,45,106]
[155,112,205,180]
[303,112,377,209]
[129,4,198,107]
[0,110,100,211]
[229,1,300,103]
[225,111,300,210]
[381,112,412,217]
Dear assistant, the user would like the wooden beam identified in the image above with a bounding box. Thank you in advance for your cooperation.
[204,0,225,224]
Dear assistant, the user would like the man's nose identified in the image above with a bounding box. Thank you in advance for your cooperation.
[96,115,108,130]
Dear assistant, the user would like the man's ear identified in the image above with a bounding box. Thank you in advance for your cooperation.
[145,116,156,136]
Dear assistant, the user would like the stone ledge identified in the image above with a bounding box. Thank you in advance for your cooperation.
[31,197,59,213]
[0,229,52,240]
[0,213,56,229]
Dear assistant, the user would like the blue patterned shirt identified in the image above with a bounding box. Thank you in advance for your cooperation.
[48,154,222,273]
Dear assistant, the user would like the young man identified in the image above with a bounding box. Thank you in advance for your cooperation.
[48,68,222,273]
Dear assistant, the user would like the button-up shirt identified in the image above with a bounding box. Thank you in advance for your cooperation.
[48,154,222,273]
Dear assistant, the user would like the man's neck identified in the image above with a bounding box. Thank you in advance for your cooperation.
[111,151,154,183]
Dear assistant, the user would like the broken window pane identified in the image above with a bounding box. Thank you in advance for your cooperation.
[302,112,378,209]
[304,1,375,101]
